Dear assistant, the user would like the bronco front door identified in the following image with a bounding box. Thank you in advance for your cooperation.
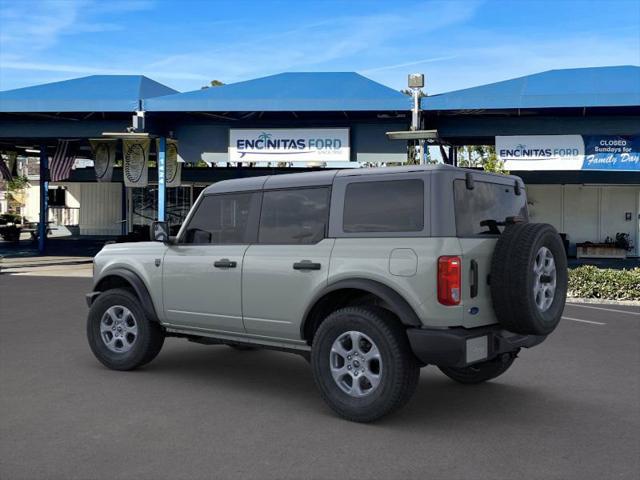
[162,191,260,334]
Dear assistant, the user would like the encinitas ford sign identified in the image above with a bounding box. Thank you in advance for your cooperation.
[497,135,585,170]
[497,135,640,171]
[229,128,350,162]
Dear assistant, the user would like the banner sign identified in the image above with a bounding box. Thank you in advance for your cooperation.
[229,128,350,162]
[497,135,585,170]
[156,138,181,187]
[123,138,149,187]
[497,135,640,171]
[582,136,640,171]
[90,139,116,182]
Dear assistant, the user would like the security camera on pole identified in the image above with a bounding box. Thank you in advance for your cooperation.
[408,73,425,164]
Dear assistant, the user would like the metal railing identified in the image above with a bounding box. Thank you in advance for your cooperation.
[48,207,79,226]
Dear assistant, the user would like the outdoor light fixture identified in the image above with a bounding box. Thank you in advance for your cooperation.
[408,73,425,89]
[101,132,151,139]
[386,129,439,141]
[24,148,41,153]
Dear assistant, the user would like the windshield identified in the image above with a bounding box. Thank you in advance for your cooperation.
[454,179,528,236]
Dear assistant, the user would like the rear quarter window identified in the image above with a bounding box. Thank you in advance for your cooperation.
[343,179,424,233]
[454,179,528,236]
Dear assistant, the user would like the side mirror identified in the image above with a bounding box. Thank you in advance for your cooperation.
[151,221,170,243]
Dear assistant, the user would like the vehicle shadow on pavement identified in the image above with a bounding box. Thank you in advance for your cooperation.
[135,342,577,428]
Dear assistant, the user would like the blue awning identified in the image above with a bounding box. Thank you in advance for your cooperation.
[422,66,640,111]
[0,75,178,113]
[145,72,411,112]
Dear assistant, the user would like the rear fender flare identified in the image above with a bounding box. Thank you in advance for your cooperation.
[301,278,422,338]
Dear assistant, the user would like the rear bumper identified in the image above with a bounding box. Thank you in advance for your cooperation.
[407,324,546,368]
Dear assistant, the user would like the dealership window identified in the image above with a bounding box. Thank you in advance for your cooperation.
[183,192,258,244]
[131,186,192,237]
[259,188,330,244]
[454,180,528,236]
[343,179,424,233]
[48,187,66,207]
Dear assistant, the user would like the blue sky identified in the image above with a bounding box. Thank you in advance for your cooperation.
[0,0,638,94]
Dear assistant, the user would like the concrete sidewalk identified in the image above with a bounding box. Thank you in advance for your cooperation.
[0,255,93,270]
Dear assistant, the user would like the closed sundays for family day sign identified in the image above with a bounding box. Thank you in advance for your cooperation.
[229,128,350,162]
[496,135,640,171]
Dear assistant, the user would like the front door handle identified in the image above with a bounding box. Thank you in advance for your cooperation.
[214,258,237,269]
[293,260,321,271]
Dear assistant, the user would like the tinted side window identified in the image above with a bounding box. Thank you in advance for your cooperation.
[343,179,424,233]
[259,188,330,244]
[454,180,528,236]
[183,192,258,244]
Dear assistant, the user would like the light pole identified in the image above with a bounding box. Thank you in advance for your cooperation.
[408,73,425,164]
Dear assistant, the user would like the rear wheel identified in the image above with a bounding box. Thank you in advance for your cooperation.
[439,353,516,385]
[87,288,164,371]
[311,306,419,423]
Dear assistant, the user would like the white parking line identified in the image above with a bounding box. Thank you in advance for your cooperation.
[562,316,606,326]
[567,304,640,316]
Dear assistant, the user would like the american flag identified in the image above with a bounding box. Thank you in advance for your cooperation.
[49,140,78,182]
[0,156,12,181]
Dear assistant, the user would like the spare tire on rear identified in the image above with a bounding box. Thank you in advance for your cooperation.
[490,223,567,335]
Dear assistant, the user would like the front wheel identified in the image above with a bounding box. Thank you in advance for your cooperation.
[311,306,420,423]
[438,353,516,385]
[87,288,164,371]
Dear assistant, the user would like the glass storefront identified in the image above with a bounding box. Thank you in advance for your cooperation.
[130,185,194,238]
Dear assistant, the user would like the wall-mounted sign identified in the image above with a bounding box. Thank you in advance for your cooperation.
[122,138,149,187]
[497,135,640,171]
[582,136,640,171]
[90,139,116,182]
[229,128,350,162]
[496,135,585,170]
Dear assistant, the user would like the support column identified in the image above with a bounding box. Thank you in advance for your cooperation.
[38,145,48,254]
[157,137,166,222]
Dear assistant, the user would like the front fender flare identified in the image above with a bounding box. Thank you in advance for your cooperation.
[89,267,159,322]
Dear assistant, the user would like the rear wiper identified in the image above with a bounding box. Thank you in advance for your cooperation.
[479,216,526,234]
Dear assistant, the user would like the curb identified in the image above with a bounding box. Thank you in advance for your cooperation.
[566,297,640,307]
[0,259,93,270]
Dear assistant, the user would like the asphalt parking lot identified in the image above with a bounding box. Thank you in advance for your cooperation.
[1,274,638,480]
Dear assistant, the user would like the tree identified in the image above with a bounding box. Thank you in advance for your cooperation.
[201,79,225,89]
[457,145,509,174]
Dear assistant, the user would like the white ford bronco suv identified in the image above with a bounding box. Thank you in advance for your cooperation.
[87,165,567,422]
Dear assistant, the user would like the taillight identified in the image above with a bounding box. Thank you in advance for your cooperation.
[438,256,461,306]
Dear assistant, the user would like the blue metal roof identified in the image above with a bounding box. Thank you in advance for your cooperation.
[422,66,640,111]
[145,72,411,112]
[0,75,178,113]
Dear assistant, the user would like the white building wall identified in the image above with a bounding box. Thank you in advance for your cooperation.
[527,184,640,257]
[78,182,121,235]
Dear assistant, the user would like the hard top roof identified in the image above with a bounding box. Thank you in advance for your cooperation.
[202,164,462,195]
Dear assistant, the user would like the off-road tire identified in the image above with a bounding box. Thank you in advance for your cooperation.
[87,288,164,371]
[491,223,567,335]
[439,354,516,384]
[311,306,420,423]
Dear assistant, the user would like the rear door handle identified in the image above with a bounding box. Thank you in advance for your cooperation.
[470,259,478,298]
[214,258,237,269]
[293,260,321,271]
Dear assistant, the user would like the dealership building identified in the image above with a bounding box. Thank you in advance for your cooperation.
[0,66,638,258]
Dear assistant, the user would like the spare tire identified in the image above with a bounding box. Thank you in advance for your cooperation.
[490,223,567,335]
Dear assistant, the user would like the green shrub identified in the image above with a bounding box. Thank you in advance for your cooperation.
[568,266,640,301]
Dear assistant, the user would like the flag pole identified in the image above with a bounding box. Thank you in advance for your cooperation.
[38,144,48,254]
